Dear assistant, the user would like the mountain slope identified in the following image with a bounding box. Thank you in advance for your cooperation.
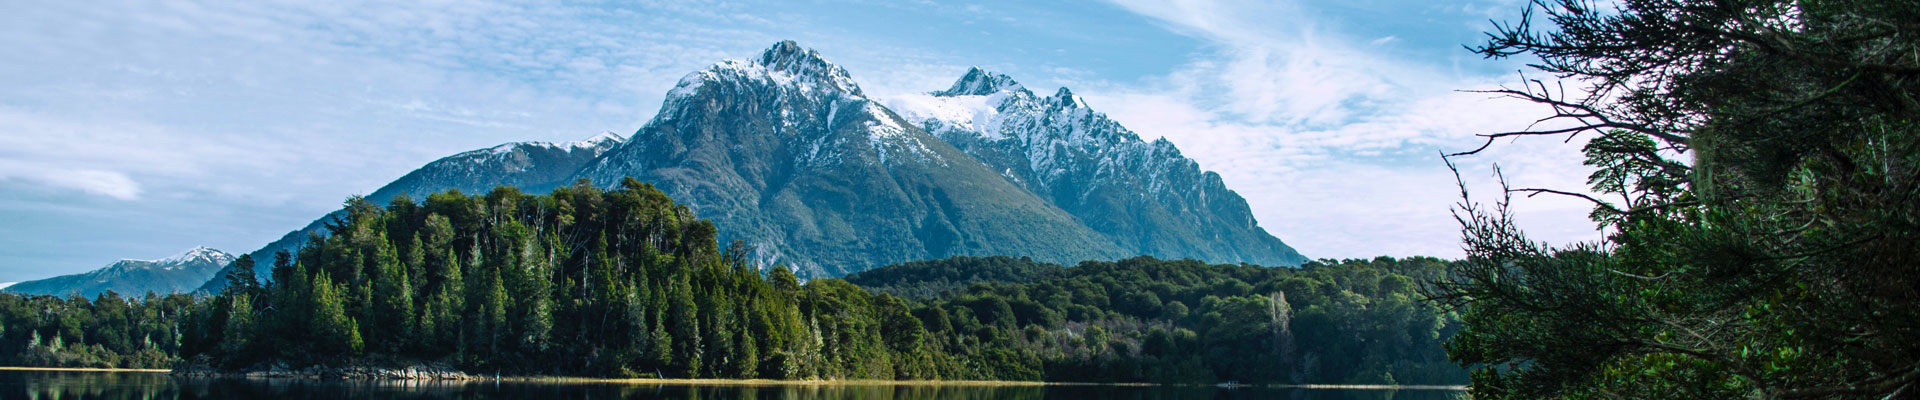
[195,133,624,293]
[369,132,625,203]
[885,68,1306,266]
[8,247,234,298]
[196,41,1305,289]
[575,41,1129,277]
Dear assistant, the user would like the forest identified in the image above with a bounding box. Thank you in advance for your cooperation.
[0,179,1464,385]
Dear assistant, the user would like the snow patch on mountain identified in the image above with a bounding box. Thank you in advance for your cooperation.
[453,132,625,171]
[655,41,942,165]
[566,131,625,149]
[157,246,234,266]
[936,67,1025,96]
[882,67,1170,192]
[885,67,1306,266]
[885,91,1011,141]
[663,40,864,110]
[7,246,236,297]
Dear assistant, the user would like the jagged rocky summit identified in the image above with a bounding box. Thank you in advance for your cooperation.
[574,41,1131,277]
[884,67,1306,269]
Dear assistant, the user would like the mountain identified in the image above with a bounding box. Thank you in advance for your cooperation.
[368,131,626,203]
[7,246,234,298]
[574,41,1129,277]
[195,133,624,293]
[884,67,1307,267]
[199,40,1304,290]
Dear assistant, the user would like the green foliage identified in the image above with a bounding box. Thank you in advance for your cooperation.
[1440,0,1919,398]
[855,256,1467,384]
[0,292,192,368]
[2,178,1465,385]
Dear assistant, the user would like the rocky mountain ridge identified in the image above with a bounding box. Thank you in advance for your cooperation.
[7,246,235,298]
[192,40,1304,292]
[885,67,1305,267]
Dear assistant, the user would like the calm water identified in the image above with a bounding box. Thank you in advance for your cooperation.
[0,370,1466,400]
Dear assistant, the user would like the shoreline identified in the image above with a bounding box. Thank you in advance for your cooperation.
[0,366,172,373]
[1274,384,1467,391]
[478,376,1116,387]
[0,366,1466,390]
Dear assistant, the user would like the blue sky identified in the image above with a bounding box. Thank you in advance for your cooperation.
[0,0,1603,282]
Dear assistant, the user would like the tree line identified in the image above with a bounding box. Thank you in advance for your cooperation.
[1,179,1465,384]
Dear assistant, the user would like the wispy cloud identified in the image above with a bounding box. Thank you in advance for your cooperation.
[0,162,142,201]
[0,0,786,279]
[0,0,1602,279]
[1087,0,1603,259]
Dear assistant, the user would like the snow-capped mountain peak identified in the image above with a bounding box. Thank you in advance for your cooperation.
[758,40,862,96]
[886,67,1307,267]
[1052,87,1087,108]
[936,67,1025,97]
[7,246,235,297]
[666,41,865,105]
[158,246,234,265]
[566,131,626,150]
[465,131,625,159]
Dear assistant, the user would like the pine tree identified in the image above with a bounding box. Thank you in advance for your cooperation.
[733,322,758,378]
[309,271,356,358]
[669,275,702,377]
[485,268,508,358]
[435,248,464,346]
[222,255,259,298]
[267,262,313,358]
[372,241,415,352]
[218,294,253,362]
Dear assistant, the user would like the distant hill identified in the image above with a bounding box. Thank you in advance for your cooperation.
[195,134,624,294]
[7,247,233,298]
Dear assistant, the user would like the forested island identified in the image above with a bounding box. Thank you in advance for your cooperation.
[0,179,1464,385]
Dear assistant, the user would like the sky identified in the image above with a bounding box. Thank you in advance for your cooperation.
[0,0,1605,282]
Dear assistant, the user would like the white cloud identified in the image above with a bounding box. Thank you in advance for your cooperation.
[1090,0,1605,259]
[0,0,787,279]
[0,161,142,200]
[0,0,1607,278]
[1102,0,1455,127]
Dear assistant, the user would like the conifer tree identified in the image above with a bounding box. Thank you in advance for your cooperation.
[310,271,355,357]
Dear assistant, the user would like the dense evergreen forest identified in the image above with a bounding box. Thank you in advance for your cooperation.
[0,292,195,368]
[0,179,1464,384]
[844,255,1464,384]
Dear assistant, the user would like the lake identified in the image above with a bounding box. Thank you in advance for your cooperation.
[0,370,1468,400]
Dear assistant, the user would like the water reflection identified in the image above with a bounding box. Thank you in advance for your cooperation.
[0,370,1465,400]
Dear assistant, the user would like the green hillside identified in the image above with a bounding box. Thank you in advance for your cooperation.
[1,181,1460,384]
